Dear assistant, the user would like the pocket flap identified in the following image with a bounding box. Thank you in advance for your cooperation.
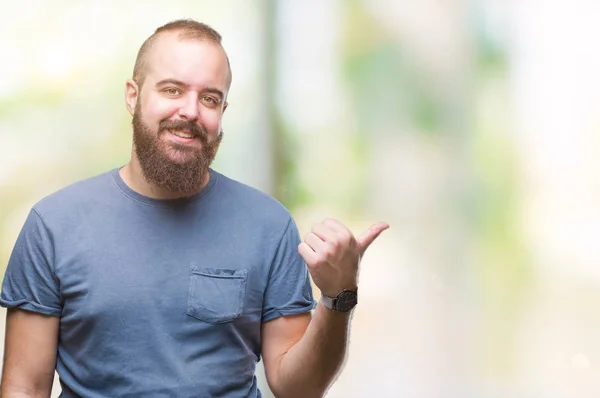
[187,266,248,324]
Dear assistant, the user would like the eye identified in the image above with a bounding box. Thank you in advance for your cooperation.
[164,88,182,96]
[202,96,219,105]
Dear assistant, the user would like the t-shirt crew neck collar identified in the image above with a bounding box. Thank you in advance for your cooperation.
[111,167,218,207]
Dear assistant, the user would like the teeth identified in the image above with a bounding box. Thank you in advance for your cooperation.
[170,130,193,139]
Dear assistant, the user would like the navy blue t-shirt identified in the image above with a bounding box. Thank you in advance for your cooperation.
[1,168,315,397]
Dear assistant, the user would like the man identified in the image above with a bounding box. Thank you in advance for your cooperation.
[0,19,388,397]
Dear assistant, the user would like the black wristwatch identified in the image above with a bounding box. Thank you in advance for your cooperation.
[320,289,358,312]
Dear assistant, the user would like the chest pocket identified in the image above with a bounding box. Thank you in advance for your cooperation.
[187,266,248,324]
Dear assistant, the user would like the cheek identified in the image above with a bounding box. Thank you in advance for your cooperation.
[203,111,223,133]
[142,102,179,127]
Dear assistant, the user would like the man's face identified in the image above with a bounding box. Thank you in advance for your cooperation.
[128,32,230,193]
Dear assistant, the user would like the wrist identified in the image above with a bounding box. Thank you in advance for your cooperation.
[320,281,358,299]
[317,301,354,319]
[319,288,358,312]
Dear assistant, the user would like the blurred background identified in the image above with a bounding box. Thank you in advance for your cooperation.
[1,0,600,397]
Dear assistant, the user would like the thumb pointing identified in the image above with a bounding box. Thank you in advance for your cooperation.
[357,222,389,254]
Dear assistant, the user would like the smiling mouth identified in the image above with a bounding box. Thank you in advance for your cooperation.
[168,129,195,139]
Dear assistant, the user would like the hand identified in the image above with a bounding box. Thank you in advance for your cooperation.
[298,218,389,297]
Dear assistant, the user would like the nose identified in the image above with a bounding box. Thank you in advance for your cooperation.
[177,93,199,121]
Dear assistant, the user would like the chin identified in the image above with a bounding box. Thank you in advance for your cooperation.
[166,154,200,167]
[162,144,201,159]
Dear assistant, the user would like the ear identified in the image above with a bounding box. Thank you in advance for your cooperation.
[125,79,140,116]
[222,101,228,113]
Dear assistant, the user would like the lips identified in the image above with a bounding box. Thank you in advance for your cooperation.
[168,129,195,139]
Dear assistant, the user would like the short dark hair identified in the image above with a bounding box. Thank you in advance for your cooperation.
[132,19,232,88]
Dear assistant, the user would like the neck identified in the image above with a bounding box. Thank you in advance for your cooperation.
[119,158,210,200]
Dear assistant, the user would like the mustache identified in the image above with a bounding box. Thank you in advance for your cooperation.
[158,119,208,143]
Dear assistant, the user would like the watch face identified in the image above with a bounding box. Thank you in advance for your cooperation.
[336,290,357,312]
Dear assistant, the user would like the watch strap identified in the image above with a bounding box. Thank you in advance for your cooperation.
[320,289,358,312]
[320,293,336,310]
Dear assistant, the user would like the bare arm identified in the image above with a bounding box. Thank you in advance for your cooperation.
[262,219,389,397]
[262,303,351,398]
[1,308,59,398]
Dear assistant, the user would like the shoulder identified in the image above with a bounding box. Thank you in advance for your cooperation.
[210,170,297,233]
[212,171,292,218]
[32,169,116,221]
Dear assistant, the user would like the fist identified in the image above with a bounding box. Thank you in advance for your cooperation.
[298,218,389,297]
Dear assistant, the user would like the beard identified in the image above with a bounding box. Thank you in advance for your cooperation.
[131,104,223,194]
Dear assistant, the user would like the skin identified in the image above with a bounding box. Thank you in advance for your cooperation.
[0,30,389,398]
[1,309,59,397]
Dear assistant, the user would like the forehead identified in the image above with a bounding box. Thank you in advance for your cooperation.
[144,32,229,91]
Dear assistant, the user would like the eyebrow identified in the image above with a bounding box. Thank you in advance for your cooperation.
[155,79,224,99]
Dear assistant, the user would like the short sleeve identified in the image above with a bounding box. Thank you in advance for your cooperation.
[262,218,316,323]
[0,209,62,316]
